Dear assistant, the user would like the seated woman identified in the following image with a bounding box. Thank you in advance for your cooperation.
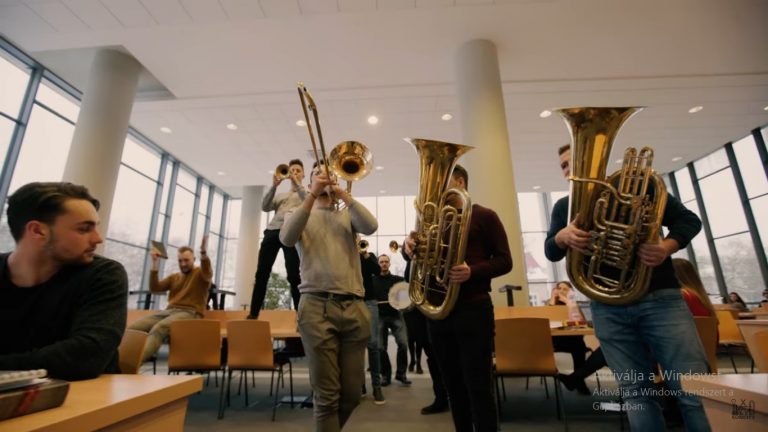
[727,291,749,312]
[548,281,590,394]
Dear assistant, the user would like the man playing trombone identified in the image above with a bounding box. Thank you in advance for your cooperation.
[280,162,378,431]
[247,159,305,319]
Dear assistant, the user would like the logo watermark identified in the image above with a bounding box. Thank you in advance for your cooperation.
[731,399,755,420]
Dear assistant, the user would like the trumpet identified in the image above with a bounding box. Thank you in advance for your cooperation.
[358,239,369,253]
[275,163,290,180]
[389,240,400,253]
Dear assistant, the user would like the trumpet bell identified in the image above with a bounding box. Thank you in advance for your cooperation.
[275,164,290,179]
[358,239,369,253]
[330,141,373,182]
[389,240,400,253]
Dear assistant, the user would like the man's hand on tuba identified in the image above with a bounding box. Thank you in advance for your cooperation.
[555,213,590,252]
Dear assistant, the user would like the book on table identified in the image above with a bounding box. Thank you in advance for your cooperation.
[0,370,70,421]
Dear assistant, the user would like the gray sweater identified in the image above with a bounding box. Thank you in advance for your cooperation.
[280,201,378,297]
[263,185,307,230]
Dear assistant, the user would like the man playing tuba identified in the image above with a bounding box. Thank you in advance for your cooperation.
[404,164,512,432]
[545,144,711,431]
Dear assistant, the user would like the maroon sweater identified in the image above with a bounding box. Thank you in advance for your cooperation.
[459,204,513,302]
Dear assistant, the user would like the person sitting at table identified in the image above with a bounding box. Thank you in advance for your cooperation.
[0,182,128,380]
[547,281,590,394]
[727,291,749,312]
[674,258,718,322]
[129,235,212,363]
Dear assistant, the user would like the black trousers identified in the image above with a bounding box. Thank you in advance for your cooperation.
[408,308,447,404]
[428,298,497,432]
[552,335,588,370]
[248,229,301,317]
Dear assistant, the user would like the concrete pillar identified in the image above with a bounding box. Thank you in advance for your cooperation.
[456,39,529,306]
[63,49,141,238]
[233,186,264,310]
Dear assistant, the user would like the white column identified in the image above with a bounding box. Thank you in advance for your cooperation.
[456,39,529,306]
[234,186,264,310]
[63,49,141,238]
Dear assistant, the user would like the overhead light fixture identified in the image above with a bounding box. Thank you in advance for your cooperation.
[379,190,386,194]
[375,166,384,171]
[688,106,703,113]
[539,110,552,118]
[367,115,379,125]
[296,120,306,127]
[441,113,453,121]
[160,126,172,134]
[217,171,226,176]
[672,156,683,162]
[532,185,541,190]
[226,123,238,130]
[615,159,623,164]
[763,106,768,111]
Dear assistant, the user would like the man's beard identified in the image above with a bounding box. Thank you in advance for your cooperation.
[45,232,93,266]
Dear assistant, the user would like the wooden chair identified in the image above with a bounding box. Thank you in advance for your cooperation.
[221,320,293,420]
[715,310,748,373]
[125,309,159,373]
[751,331,768,373]
[118,329,149,374]
[494,318,567,428]
[693,316,719,374]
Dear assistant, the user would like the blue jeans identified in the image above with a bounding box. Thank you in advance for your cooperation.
[365,300,382,387]
[379,312,409,380]
[591,289,711,432]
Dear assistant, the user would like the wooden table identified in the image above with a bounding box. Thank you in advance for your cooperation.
[550,326,595,337]
[0,375,202,432]
[737,319,768,372]
[681,373,768,432]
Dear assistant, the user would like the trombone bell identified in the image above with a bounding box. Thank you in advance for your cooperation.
[275,164,290,179]
[330,141,373,182]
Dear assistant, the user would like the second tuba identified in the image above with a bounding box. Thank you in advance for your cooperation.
[556,107,667,305]
[406,138,473,320]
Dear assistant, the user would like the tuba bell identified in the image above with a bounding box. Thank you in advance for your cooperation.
[556,107,667,305]
[406,138,473,320]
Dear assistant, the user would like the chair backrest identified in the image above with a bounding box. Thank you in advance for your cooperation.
[495,318,558,375]
[259,309,298,334]
[118,329,149,374]
[227,320,275,370]
[752,331,768,373]
[715,310,745,344]
[495,306,569,322]
[168,319,222,371]
[693,316,718,374]
[203,310,250,331]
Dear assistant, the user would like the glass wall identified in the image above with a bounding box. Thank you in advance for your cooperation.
[0,37,238,310]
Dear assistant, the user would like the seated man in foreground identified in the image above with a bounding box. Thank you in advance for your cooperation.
[129,236,212,363]
[0,182,128,380]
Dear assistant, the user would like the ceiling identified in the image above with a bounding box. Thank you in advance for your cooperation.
[1,0,767,197]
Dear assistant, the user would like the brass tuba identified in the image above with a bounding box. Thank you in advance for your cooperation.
[556,107,668,305]
[406,138,473,320]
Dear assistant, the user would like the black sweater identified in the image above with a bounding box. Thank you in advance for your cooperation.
[544,194,701,292]
[0,254,128,380]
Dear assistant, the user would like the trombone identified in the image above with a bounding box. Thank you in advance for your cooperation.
[297,83,373,207]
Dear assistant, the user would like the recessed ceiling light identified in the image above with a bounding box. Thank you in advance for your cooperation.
[441,113,453,121]
[160,126,172,134]
[615,159,623,164]
[217,171,226,176]
[226,123,238,130]
[268,170,274,174]
[379,190,386,194]
[688,106,703,113]
[763,106,768,111]
[296,120,306,127]
[367,115,379,125]
[539,110,552,118]
[375,166,384,171]
[672,156,683,162]
[532,185,541,190]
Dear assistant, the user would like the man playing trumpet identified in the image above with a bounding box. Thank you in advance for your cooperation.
[248,159,305,319]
